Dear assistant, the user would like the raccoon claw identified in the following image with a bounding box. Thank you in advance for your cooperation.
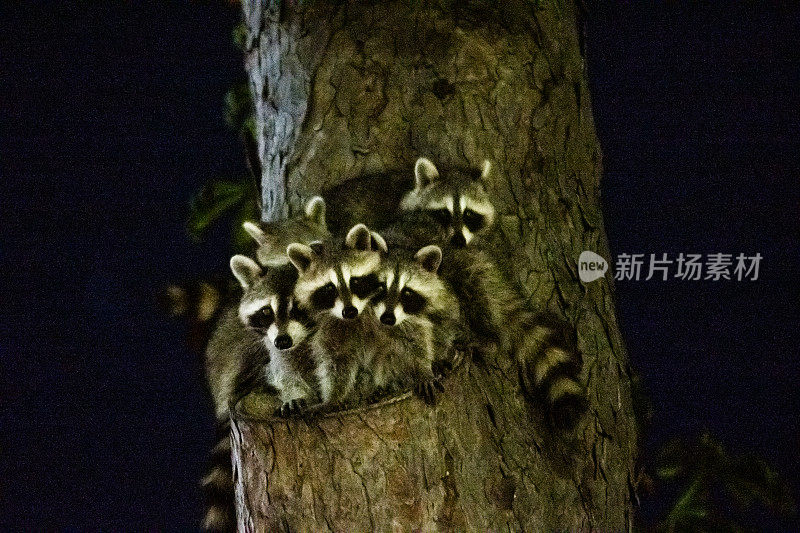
[415,377,444,405]
[275,398,307,418]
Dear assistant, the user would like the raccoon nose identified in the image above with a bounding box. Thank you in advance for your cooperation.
[380,312,396,326]
[450,232,466,247]
[342,305,358,319]
[274,334,293,350]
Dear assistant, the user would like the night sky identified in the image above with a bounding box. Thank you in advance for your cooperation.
[2,2,798,530]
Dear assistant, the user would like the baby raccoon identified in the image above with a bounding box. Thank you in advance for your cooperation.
[202,256,316,532]
[400,157,496,248]
[287,224,387,408]
[382,209,585,427]
[227,256,317,412]
[243,195,330,267]
[370,243,462,403]
[319,157,495,244]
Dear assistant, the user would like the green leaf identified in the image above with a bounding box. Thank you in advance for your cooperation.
[232,194,262,252]
[224,82,255,135]
[232,22,248,50]
[187,178,257,242]
[666,477,707,524]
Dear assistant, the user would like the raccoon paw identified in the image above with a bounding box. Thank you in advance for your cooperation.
[274,398,308,418]
[414,377,444,405]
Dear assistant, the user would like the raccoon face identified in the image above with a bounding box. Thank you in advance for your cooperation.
[372,245,447,327]
[230,255,310,351]
[288,224,386,321]
[400,158,496,248]
[242,196,330,267]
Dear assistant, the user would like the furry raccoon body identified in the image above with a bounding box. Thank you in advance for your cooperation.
[384,156,587,426]
[288,224,388,407]
[370,242,463,402]
[321,172,414,235]
[202,258,317,531]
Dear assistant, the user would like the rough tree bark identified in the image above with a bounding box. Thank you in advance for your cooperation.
[233,0,636,530]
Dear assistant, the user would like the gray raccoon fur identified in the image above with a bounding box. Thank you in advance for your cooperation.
[287,224,388,408]
[201,256,317,532]
[399,157,496,248]
[370,242,463,402]
[321,173,414,235]
[382,206,586,427]
[243,195,330,267]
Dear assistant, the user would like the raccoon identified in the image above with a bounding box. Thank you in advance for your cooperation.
[228,256,318,411]
[158,273,232,357]
[201,256,316,532]
[399,157,497,248]
[242,195,330,267]
[287,223,387,408]
[319,157,495,242]
[380,207,585,426]
[369,243,463,403]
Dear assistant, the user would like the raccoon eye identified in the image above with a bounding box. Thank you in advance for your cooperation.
[400,287,426,314]
[249,306,274,329]
[429,208,452,226]
[373,284,387,300]
[462,209,485,232]
[350,274,380,298]
[311,283,337,310]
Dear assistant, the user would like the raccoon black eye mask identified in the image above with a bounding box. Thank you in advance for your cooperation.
[399,287,426,314]
[248,306,274,329]
[462,208,485,232]
[349,273,381,299]
[311,283,337,309]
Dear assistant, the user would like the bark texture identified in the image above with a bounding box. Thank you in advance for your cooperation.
[235,0,636,529]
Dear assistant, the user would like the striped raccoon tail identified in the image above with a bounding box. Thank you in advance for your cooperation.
[201,420,236,532]
[516,313,586,429]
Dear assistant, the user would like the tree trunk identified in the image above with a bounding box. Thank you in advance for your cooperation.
[234,0,636,530]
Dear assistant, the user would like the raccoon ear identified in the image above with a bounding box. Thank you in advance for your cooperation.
[242,221,268,246]
[230,255,263,289]
[370,231,388,253]
[480,160,492,182]
[345,223,373,251]
[286,243,315,274]
[304,196,326,227]
[414,157,439,189]
[415,245,442,273]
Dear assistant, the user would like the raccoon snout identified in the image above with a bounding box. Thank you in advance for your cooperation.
[450,233,466,247]
[380,312,396,326]
[342,305,358,319]
[274,334,293,349]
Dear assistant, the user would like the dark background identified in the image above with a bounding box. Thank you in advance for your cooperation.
[1,2,797,529]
